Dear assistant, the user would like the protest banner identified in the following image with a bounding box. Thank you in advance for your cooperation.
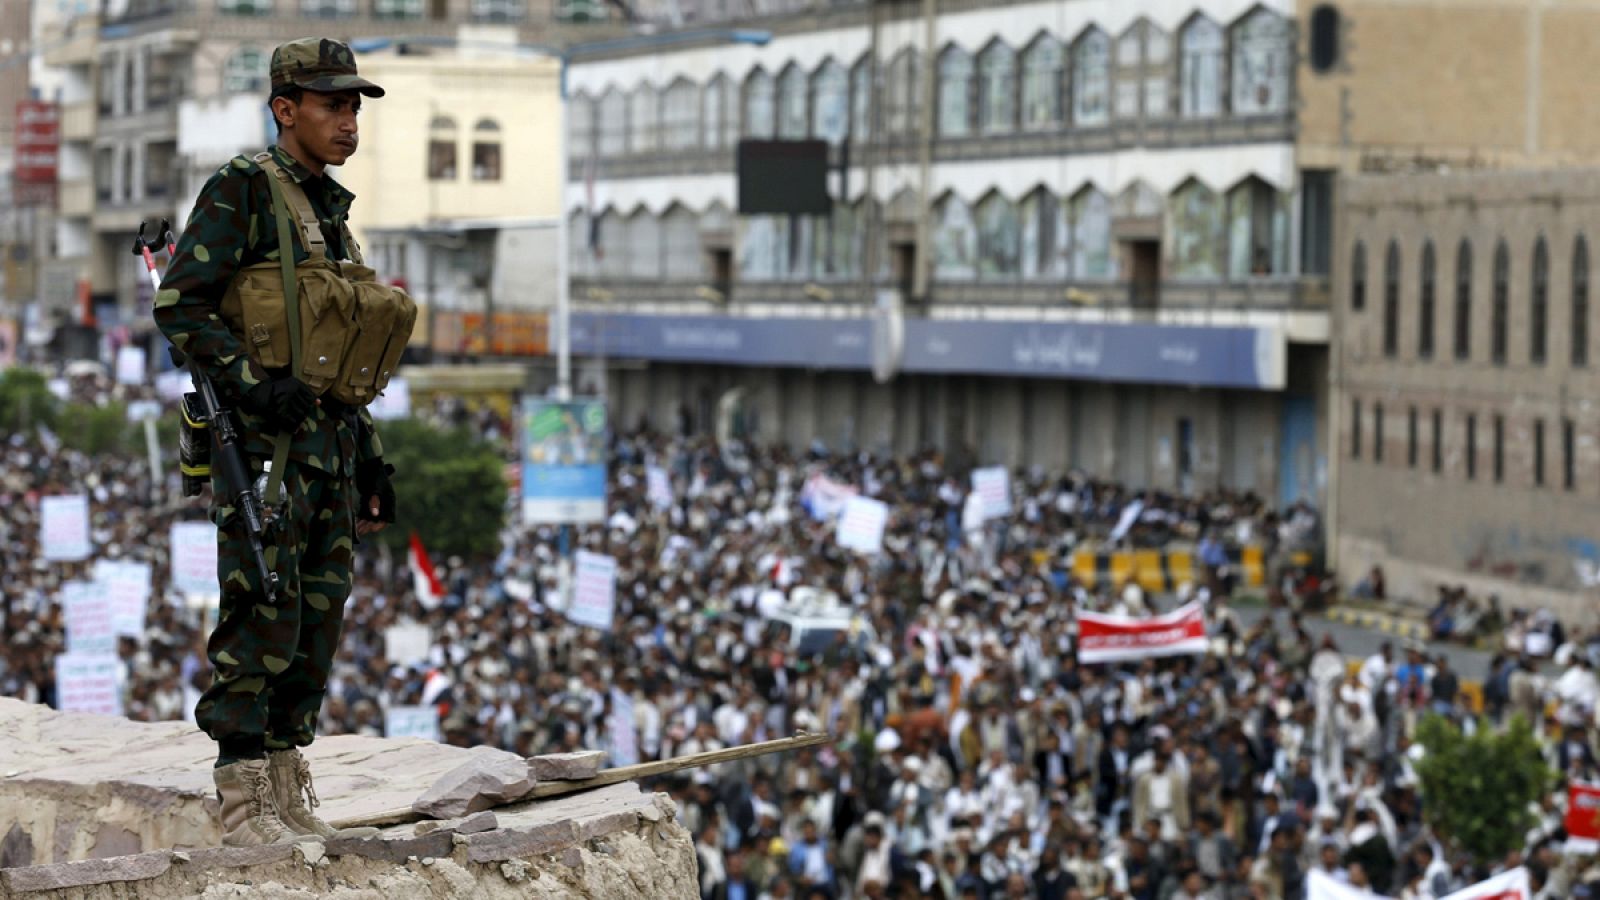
[93,559,152,640]
[1440,867,1530,900]
[55,653,122,717]
[569,550,617,631]
[40,494,91,561]
[971,466,1011,520]
[384,705,441,742]
[1077,602,1209,664]
[61,580,115,655]
[369,376,411,420]
[646,466,674,510]
[520,398,608,524]
[836,495,889,555]
[170,521,219,598]
[800,472,857,521]
[384,623,434,667]
[114,345,146,385]
[609,688,639,767]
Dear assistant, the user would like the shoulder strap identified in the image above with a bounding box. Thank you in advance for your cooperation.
[254,151,326,262]
[340,220,364,266]
[254,151,305,507]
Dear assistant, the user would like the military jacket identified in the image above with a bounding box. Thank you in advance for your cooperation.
[154,145,382,477]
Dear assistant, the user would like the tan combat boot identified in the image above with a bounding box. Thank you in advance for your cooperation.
[267,748,380,840]
[214,759,320,846]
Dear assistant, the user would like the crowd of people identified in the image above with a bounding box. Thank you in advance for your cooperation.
[5,373,1600,899]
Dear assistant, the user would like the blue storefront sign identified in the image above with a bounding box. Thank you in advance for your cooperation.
[570,312,1284,390]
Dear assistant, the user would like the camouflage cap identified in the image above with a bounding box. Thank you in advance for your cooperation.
[270,38,385,98]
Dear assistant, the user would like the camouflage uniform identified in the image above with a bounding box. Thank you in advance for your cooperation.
[154,42,386,753]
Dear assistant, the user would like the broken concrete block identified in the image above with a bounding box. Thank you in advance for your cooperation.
[527,750,606,782]
[411,750,536,819]
[456,811,498,835]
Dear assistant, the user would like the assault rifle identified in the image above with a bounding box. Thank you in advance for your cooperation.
[136,220,280,605]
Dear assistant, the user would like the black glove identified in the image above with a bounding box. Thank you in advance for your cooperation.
[356,458,396,523]
[243,378,316,434]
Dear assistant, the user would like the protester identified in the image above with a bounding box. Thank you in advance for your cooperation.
[7,375,1600,898]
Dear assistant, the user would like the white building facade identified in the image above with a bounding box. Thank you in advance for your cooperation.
[566,0,1330,503]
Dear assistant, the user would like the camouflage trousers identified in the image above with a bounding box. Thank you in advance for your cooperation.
[196,458,355,750]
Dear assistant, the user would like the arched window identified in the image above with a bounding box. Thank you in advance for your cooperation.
[703,75,731,150]
[1454,239,1472,360]
[812,199,861,279]
[1170,180,1222,279]
[1491,239,1509,365]
[978,41,1016,134]
[849,57,872,142]
[937,46,974,138]
[662,205,703,280]
[1179,15,1223,118]
[742,68,775,138]
[567,92,595,162]
[627,85,657,153]
[811,59,848,145]
[1072,29,1110,126]
[932,194,977,280]
[624,209,662,279]
[661,78,699,151]
[1350,241,1366,311]
[1231,8,1291,115]
[885,48,920,136]
[1070,187,1115,279]
[471,118,501,181]
[1574,235,1589,367]
[1114,20,1170,120]
[1020,188,1065,278]
[1531,236,1549,364]
[739,215,780,280]
[223,46,268,94]
[427,114,457,180]
[1419,241,1436,359]
[1224,177,1285,277]
[597,88,625,157]
[777,64,808,139]
[976,192,1020,278]
[1020,35,1063,130]
[1382,240,1400,357]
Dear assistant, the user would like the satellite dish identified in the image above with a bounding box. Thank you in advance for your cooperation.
[871,289,903,384]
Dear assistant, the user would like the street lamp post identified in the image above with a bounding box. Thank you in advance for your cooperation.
[352,27,773,402]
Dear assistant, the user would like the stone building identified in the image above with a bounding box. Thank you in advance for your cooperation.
[567,0,1331,503]
[1333,168,1600,620]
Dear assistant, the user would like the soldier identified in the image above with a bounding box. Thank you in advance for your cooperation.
[154,38,397,846]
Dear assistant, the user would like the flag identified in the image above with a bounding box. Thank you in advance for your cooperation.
[584,152,602,260]
[409,531,443,610]
[1566,781,1600,853]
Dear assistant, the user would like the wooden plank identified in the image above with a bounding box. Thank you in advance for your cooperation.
[330,732,833,831]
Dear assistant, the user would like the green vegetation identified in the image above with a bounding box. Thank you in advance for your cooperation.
[1413,713,1556,863]
[369,416,509,561]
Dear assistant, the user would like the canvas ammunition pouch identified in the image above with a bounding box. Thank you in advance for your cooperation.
[218,151,417,409]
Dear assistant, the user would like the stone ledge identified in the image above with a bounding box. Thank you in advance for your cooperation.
[2,851,173,894]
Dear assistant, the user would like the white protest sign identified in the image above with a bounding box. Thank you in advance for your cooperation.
[609,688,639,767]
[646,466,673,510]
[384,622,433,667]
[800,473,857,521]
[154,369,190,402]
[971,466,1012,520]
[55,653,123,717]
[62,580,116,655]
[93,559,152,640]
[47,378,69,401]
[836,495,890,555]
[569,550,617,631]
[384,705,441,742]
[170,521,219,598]
[125,400,162,422]
[115,345,147,385]
[369,376,412,420]
[40,494,92,561]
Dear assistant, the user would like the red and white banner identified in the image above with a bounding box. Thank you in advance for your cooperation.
[409,532,444,610]
[1439,867,1529,900]
[1077,602,1208,664]
[1566,782,1600,852]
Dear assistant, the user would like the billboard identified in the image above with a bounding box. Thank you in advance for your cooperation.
[14,101,59,207]
[520,398,607,524]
